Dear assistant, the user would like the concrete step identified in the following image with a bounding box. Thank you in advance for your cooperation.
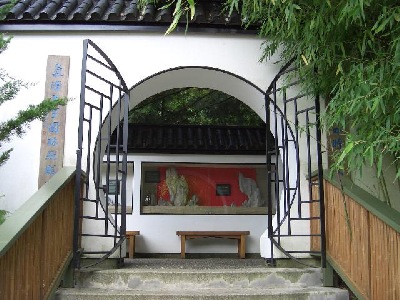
[75,268,324,290]
[55,259,348,300]
[56,286,349,300]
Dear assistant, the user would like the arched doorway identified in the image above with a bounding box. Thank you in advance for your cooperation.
[125,67,283,258]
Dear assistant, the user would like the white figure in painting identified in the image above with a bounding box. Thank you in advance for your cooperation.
[166,168,189,206]
[239,172,264,207]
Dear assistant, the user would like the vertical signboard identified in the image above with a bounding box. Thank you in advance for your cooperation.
[327,126,346,171]
[38,56,70,188]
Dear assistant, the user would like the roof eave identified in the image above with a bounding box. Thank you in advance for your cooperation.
[0,22,257,34]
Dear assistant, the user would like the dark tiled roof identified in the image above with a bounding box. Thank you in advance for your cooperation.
[0,0,247,30]
[111,124,274,155]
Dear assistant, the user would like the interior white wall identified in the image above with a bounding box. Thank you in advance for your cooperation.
[125,154,268,254]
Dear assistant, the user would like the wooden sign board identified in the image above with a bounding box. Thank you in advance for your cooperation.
[38,56,70,188]
[327,126,346,171]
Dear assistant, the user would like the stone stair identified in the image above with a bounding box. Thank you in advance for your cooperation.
[55,258,348,300]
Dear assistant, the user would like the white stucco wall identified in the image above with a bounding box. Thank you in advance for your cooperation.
[0,32,279,213]
[350,156,400,212]
[0,30,325,257]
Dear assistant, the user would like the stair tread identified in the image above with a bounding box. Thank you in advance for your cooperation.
[57,286,348,295]
[57,266,348,299]
[76,267,324,289]
[79,267,320,274]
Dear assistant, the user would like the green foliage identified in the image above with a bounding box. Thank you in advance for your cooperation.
[138,0,195,34]
[129,88,263,126]
[0,52,67,168]
[0,208,8,225]
[0,0,15,52]
[0,4,66,167]
[0,94,66,167]
[228,1,400,189]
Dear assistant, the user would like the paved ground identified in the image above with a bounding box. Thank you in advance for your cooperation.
[123,256,320,269]
[124,257,267,269]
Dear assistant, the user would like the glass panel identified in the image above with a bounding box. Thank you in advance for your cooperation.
[104,162,134,214]
[141,162,272,215]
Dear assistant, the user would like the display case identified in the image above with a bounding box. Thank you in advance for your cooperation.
[140,162,273,215]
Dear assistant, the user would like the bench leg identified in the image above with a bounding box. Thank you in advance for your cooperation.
[180,235,186,259]
[238,236,246,259]
[128,236,135,258]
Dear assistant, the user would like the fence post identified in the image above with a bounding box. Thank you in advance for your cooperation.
[324,261,334,287]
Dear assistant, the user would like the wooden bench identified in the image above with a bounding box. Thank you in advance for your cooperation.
[176,231,250,259]
[126,231,140,258]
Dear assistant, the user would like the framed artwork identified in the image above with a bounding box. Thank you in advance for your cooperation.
[106,180,119,195]
[216,184,231,196]
[145,170,161,183]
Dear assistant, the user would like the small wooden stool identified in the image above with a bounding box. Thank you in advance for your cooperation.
[126,231,140,258]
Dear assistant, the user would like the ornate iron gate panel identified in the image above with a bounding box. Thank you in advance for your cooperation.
[265,60,326,267]
[73,39,129,268]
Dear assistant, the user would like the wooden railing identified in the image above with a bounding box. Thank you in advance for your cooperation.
[0,167,80,300]
[311,175,400,300]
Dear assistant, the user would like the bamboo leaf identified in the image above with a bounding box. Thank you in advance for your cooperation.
[373,16,391,34]
[377,153,383,177]
[165,8,182,35]
[394,42,400,65]
[336,141,354,165]
[293,4,301,10]
[228,0,240,16]
[336,62,343,75]
[301,54,309,65]
[159,1,174,10]
[368,146,374,166]
[326,0,331,8]
[187,0,195,20]
[173,0,182,16]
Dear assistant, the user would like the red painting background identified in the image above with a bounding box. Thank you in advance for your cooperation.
[156,167,256,206]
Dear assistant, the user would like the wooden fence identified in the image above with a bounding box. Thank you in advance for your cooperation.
[311,176,400,300]
[0,167,80,300]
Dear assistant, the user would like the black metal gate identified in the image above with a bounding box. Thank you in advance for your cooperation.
[73,41,325,268]
[73,39,129,268]
[265,60,326,267]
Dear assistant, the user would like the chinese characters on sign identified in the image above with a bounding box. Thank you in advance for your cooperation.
[38,56,70,188]
[327,126,346,170]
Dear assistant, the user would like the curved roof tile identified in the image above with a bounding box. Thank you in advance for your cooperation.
[122,1,138,21]
[24,0,47,20]
[0,0,248,29]
[155,6,171,23]
[9,0,31,19]
[138,3,155,22]
[106,0,124,21]
[71,0,93,20]
[38,0,58,20]
[111,124,273,155]
[192,3,205,23]
[55,0,78,20]
[89,0,108,20]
